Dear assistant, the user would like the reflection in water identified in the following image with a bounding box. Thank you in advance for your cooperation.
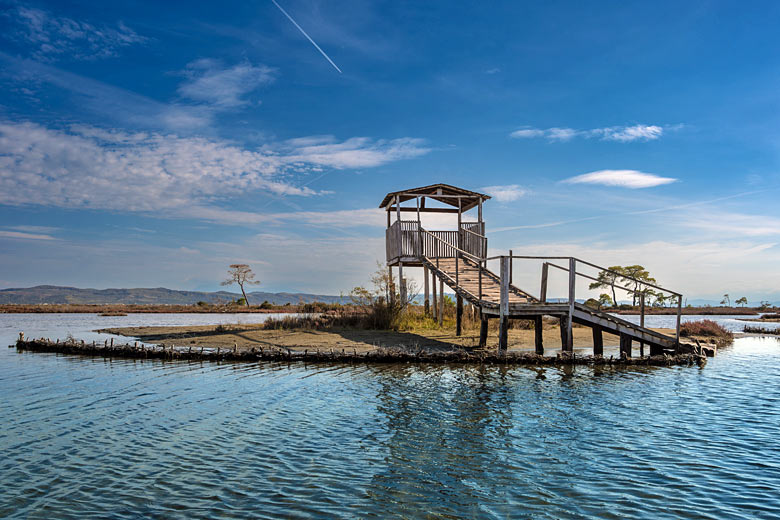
[1,314,779,519]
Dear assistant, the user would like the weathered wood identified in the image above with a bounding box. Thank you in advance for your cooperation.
[534,316,543,355]
[424,265,430,315]
[387,206,460,213]
[479,314,488,347]
[456,294,463,336]
[540,262,549,303]
[438,278,444,326]
[498,316,508,353]
[592,325,603,356]
[432,271,438,321]
[620,334,632,358]
[565,258,575,352]
[559,318,567,350]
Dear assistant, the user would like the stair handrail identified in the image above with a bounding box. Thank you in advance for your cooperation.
[420,227,487,301]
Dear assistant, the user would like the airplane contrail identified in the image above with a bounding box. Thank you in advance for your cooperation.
[270,0,343,74]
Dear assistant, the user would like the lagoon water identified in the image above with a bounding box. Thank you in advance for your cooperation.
[1,313,779,519]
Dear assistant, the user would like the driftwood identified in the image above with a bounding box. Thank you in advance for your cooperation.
[11,338,706,367]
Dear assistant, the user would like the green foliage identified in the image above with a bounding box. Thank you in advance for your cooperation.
[735,296,748,307]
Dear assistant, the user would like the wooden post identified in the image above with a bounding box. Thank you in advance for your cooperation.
[438,278,444,326]
[540,262,549,302]
[592,325,603,356]
[639,293,646,356]
[432,271,438,321]
[534,316,543,355]
[456,294,463,336]
[424,265,430,316]
[498,256,510,353]
[620,334,632,358]
[479,313,488,347]
[676,295,682,345]
[509,250,513,285]
[565,258,576,352]
[399,262,406,305]
[416,196,422,258]
[559,318,567,349]
[388,265,394,304]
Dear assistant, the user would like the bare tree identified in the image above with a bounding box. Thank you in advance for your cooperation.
[221,264,260,306]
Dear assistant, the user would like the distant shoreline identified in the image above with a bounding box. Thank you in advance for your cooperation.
[0,303,317,314]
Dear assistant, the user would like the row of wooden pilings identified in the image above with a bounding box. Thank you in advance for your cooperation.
[12,334,705,366]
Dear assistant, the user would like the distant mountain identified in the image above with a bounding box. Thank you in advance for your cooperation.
[0,285,350,305]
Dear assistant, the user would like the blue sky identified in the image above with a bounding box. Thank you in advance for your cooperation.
[1,0,780,302]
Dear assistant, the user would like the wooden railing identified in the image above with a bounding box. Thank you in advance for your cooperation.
[486,254,683,350]
[386,221,487,261]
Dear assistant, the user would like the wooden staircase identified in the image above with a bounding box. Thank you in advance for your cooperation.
[421,251,679,355]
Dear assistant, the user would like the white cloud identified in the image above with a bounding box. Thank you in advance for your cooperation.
[0,230,57,241]
[682,211,780,237]
[0,121,430,225]
[279,135,430,169]
[481,184,526,202]
[563,170,677,189]
[178,59,276,108]
[9,6,147,61]
[510,124,668,143]
[597,125,663,142]
[509,128,545,139]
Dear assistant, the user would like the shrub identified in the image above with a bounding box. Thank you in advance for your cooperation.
[680,319,732,339]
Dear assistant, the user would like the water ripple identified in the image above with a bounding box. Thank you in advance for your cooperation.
[1,317,780,518]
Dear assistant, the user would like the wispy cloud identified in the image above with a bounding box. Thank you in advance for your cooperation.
[270,0,342,73]
[511,124,667,143]
[563,170,677,188]
[481,184,526,202]
[178,59,276,108]
[0,230,57,241]
[0,121,430,225]
[6,6,147,61]
[279,135,430,169]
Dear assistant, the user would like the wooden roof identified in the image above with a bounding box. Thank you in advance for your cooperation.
[379,183,490,212]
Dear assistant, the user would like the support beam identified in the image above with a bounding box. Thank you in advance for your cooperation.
[620,334,632,358]
[565,258,576,352]
[498,316,508,353]
[592,325,603,356]
[438,278,444,326]
[432,271,438,321]
[423,265,430,316]
[498,256,510,353]
[540,263,549,303]
[534,316,544,355]
[456,294,463,336]
[649,343,665,356]
[399,262,406,305]
[559,318,567,350]
[479,313,489,347]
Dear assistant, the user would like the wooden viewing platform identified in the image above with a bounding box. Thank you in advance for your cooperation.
[382,183,684,356]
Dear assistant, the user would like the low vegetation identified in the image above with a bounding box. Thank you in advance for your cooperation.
[680,320,733,346]
[743,325,780,335]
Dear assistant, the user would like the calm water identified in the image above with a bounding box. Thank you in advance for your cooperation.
[2,314,779,519]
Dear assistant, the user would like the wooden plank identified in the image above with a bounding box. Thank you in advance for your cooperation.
[432,271,438,321]
[540,262,548,303]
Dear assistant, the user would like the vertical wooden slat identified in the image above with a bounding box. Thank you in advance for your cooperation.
[479,313,488,348]
[540,262,549,303]
[432,271,438,321]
